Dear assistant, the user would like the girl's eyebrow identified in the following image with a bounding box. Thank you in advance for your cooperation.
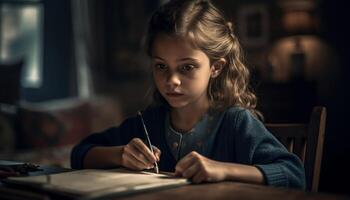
[152,56,199,62]
[152,56,164,60]
[177,57,199,62]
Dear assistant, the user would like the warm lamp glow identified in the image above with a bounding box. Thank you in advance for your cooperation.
[278,0,319,35]
[282,11,316,33]
[266,35,334,82]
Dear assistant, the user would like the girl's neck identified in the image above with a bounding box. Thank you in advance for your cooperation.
[170,103,210,133]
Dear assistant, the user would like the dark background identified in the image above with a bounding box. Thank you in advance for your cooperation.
[0,0,349,195]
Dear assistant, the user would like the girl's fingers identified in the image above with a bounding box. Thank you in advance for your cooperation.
[192,170,206,184]
[152,145,161,161]
[122,138,161,170]
[123,153,148,170]
[175,152,198,175]
[124,143,152,168]
[132,138,157,163]
[182,162,198,179]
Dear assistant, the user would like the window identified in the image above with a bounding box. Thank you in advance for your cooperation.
[0,1,43,88]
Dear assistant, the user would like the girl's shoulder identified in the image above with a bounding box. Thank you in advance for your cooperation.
[223,106,251,118]
[220,106,267,138]
[221,106,261,126]
[225,106,246,113]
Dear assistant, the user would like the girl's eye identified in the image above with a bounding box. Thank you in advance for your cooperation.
[181,64,195,72]
[154,63,167,71]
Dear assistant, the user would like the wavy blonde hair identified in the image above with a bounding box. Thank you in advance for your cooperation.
[145,0,261,118]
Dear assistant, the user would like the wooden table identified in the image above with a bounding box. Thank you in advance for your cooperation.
[119,182,349,200]
[0,160,348,200]
[0,180,348,200]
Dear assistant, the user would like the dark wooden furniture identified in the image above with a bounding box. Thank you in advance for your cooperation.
[1,179,347,200]
[265,106,327,192]
[118,182,346,200]
[1,160,348,200]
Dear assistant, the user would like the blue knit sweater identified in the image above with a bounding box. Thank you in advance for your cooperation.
[71,106,306,189]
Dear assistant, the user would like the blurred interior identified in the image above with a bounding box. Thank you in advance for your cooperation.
[0,0,349,195]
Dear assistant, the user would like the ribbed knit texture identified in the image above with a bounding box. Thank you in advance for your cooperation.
[71,106,306,189]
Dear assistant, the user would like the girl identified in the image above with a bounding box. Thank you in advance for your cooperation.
[71,0,306,189]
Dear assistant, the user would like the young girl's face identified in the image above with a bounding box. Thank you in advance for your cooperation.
[151,34,213,110]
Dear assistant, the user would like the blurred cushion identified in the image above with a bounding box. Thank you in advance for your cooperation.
[16,100,92,149]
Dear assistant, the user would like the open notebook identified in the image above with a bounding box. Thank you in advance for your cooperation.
[3,168,190,200]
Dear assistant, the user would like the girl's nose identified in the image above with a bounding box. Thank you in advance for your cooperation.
[166,73,181,87]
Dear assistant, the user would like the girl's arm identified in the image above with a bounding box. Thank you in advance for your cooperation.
[83,146,124,169]
[70,117,149,170]
[230,108,306,188]
[222,162,264,184]
[81,138,161,170]
[175,151,264,184]
[71,106,164,170]
[175,108,305,188]
[70,126,127,169]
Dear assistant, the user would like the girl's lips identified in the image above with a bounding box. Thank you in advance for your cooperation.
[166,92,184,97]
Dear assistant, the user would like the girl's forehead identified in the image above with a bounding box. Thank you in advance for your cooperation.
[153,34,195,48]
[151,34,204,58]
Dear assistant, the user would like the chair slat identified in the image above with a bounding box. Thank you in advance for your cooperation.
[293,137,305,161]
[288,137,294,153]
[265,124,308,138]
[265,106,326,192]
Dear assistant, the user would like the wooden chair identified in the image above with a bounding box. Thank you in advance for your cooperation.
[265,106,326,192]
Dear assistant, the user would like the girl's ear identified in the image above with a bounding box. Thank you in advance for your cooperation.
[211,58,226,78]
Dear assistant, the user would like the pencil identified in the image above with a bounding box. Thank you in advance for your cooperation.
[137,111,159,174]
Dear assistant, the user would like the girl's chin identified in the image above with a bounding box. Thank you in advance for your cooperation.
[166,99,189,108]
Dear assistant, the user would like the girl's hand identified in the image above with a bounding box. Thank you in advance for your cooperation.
[175,151,226,183]
[121,138,161,170]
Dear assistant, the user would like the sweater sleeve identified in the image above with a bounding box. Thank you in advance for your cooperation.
[70,117,140,169]
[231,109,306,189]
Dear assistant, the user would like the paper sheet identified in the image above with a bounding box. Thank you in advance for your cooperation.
[5,168,189,198]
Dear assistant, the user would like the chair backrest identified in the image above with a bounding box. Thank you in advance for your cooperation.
[265,106,326,192]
